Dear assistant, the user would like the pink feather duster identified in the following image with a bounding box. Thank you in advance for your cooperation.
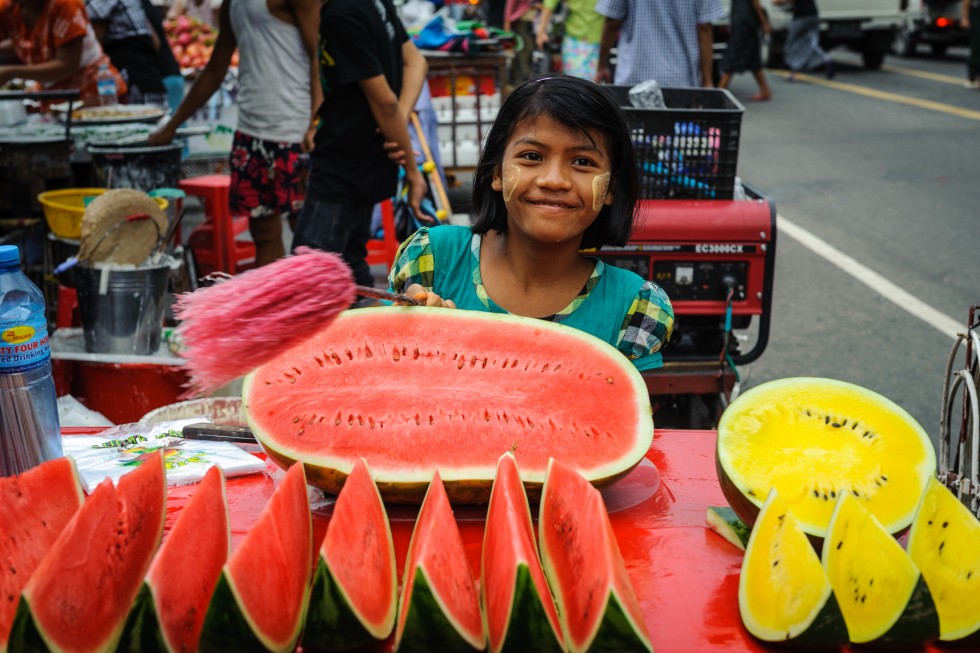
[174,247,356,395]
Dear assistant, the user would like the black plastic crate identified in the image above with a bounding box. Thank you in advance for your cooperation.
[605,86,744,200]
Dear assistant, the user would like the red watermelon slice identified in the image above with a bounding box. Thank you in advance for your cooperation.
[243,307,654,503]
[482,452,564,653]
[123,465,230,652]
[0,457,84,651]
[394,472,485,652]
[539,458,652,653]
[10,451,167,653]
[199,462,312,653]
[304,458,396,650]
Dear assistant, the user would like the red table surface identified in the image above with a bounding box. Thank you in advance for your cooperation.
[61,427,946,653]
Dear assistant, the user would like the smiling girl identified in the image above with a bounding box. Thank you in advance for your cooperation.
[388,75,674,371]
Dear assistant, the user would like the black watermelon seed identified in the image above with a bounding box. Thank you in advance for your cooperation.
[968,571,973,580]
[881,474,888,481]
[869,579,874,586]
[832,422,841,428]
[864,431,870,438]
[814,490,820,498]
[837,541,843,550]
[823,494,829,501]
[851,422,858,430]
[928,520,933,525]
[842,419,848,426]
[825,416,830,425]
[747,490,756,496]
[830,491,836,498]
[860,595,867,603]
[939,541,945,552]
[942,521,949,528]
[853,489,860,497]
[807,410,812,416]
[773,560,779,567]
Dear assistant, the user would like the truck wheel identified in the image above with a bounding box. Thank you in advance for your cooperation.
[862,31,893,69]
[862,48,886,69]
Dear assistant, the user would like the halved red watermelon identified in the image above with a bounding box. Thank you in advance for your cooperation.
[243,307,653,503]
[304,458,396,650]
[199,462,312,653]
[482,452,563,653]
[538,458,652,653]
[123,465,230,652]
[0,457,84,651]
[394,472,485,652]
[10,451,167,653]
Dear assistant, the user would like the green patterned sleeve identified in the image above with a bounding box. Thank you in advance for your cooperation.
[387,227,435,293]
[617,281,675,371]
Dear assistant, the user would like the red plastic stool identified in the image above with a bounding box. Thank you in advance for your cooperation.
[179,175,255,276]
[366,199,399,271]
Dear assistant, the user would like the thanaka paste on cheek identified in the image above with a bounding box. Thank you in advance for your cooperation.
[592,172,611,211]
[501,164,521,202]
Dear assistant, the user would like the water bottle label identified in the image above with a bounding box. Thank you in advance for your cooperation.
[0,316,50,371]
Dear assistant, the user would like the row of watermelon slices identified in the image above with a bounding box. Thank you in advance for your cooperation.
[0,451,652,653]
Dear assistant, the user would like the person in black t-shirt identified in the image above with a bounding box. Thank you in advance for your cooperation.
[294,0,429,290]
[775,0,834,81]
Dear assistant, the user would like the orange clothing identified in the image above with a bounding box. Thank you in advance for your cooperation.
[0,0,126,105]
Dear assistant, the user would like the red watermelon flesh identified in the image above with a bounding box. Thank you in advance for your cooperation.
[394,472,485,652]
[0,457,84,650]
[304,458,396,649]
[243,307,653,502]
[482,453,563,653]
[200,462,312,652]
[142,465,230,652]
[13,451,166,653]
[539,458,652,653]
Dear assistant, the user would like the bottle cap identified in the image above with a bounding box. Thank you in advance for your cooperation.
[0,245,21,265]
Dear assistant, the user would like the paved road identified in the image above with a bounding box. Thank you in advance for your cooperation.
[722,47,979,447]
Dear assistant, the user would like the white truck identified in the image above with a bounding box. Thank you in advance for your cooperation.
[718,0,905,70]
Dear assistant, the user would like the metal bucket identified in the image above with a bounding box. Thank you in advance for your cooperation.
[87,142,183,193]
[75,258,174,354]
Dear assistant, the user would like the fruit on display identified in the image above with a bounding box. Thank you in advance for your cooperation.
[738,489,848,648]
[9,453,166,653]
[304,458,397,651]
[705,505,750,551]
[907,477,980,642]
[243,306,654,503]
[538,458,652,653]
[163,15,238,69]
[123,466,230,653]
[822,492,939,647]
[199,462,312,653]
[716,377,937,539]
[0,458,84,651]
[394,472,485,652]
[481,453,563,653]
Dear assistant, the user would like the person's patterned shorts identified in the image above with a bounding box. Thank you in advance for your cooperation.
[229,130,309,219]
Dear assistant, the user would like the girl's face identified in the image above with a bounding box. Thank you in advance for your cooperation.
[491,114,614,246]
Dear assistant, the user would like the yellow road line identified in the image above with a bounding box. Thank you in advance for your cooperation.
[769,69,980,121]
[881,63,966,85]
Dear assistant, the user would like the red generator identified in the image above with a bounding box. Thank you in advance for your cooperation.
[599,187,776,427]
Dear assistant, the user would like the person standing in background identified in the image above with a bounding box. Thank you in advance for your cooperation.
[504,0,536,88]
[595,0,725,87]
[140,0,183,111]
[776,0,834,81]
[293,0,429,291]
[149,0,322,267]
[86,0,167,104]
[717,0,772,101]
[535,0,605,79]
[963,0,980,88]
[0,0,125,105]
[167,0,216,29]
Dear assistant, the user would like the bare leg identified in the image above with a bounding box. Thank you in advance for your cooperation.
[249,213,286,267]
[751,69,772,100]
[718,72,733,89]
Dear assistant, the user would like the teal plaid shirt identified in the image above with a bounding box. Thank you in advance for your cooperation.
[388,226,674,371]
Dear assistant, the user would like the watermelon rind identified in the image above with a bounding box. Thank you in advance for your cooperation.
[583,591,654,653]
[396,568,485,653]
[705,505,750,551]
[304,560,385,651]
[119,585,164,653]
[243,307,653,504]
[490,565,565,653]
[867,576,940,648]
[199,571,274,653]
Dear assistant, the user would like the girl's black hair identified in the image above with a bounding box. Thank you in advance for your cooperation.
[471,75,639,249]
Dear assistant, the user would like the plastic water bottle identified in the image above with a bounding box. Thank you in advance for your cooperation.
[0,245,62,476]
[96,63,118,106]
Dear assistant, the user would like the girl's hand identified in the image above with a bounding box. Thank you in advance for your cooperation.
[405,284,456,309]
